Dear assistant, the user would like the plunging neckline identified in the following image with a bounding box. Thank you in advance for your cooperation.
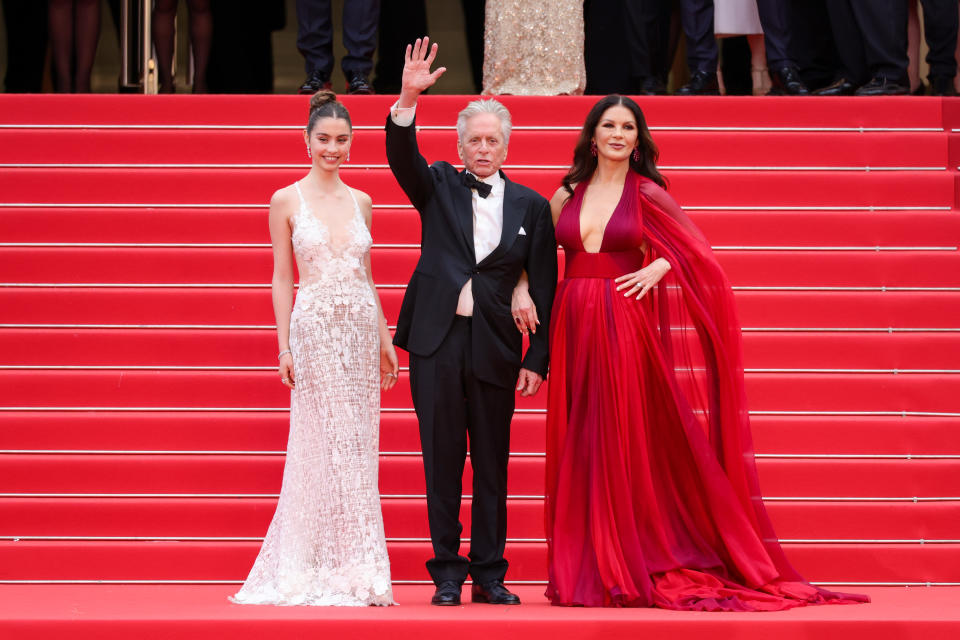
[294,180,362,249]
[576,178,628,254]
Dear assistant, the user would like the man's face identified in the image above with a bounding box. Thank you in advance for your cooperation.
[458,112,508,179]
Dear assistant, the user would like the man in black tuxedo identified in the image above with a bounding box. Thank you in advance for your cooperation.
[385,37,557,606]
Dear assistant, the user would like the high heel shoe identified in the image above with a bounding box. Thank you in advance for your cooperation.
[751,67,772,96]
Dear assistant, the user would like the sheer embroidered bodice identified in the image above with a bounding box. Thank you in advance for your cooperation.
[231,181,394,607]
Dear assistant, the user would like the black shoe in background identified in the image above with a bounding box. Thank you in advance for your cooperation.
[855,76,909,96]
[638,76,667,95]
[298,69,331,95]
[768,65,810,95]
[929,76,957,96]
[675,70,720,95]
[346,71,374,95]
[431,580,462,606]
[815,77,857,96]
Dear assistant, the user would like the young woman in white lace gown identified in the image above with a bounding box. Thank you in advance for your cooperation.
[230,91,398,607]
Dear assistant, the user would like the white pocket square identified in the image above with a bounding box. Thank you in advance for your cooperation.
[518,226,527,236]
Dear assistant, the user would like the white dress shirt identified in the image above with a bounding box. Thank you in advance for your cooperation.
[390,101,505,317]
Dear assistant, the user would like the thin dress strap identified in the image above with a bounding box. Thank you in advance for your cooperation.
[345,186,361,212]
[293,181,306,209]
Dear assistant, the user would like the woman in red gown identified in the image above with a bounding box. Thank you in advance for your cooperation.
[533,95,869,610]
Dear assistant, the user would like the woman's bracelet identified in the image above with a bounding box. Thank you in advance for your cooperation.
[278,349,292,360]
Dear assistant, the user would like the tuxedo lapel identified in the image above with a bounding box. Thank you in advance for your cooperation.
[453,171,477,260]
[479,171,525,266]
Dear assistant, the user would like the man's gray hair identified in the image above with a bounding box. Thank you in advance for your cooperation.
[456,99,512,145]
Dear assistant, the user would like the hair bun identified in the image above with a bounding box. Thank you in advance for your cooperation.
[310,89,338,112]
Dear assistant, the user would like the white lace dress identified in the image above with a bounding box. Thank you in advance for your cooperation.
[231,181,394,606]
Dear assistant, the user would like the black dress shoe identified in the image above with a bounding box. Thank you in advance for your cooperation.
[815,77,857,96]
[298,69,331,95]
[346,71,374,95]
[930,76,957,96]
[855,76,908,96]
[768,65,809,95]
[431,581,462,606]
[638,76,667,95]
[675,70,720,95]
[471,581,521,605]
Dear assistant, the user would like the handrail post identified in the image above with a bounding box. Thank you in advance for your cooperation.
[142,0,157,94]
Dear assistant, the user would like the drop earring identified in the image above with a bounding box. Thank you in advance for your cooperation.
[306,147,312,159]
[632,147,641,162]
[590,141,597,156]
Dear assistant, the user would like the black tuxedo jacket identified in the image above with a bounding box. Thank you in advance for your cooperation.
[385,116,557,388]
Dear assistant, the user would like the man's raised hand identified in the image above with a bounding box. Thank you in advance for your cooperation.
[399,37,447,106]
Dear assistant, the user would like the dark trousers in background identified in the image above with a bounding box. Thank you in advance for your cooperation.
[208,0,283,93]
[918,0,959,80]
[409,317,514,586]
[2,0,47,92]
[372,0,427,94]
[624,0,675,86]
[460,0,485,94]
[678,0,718,73]
[825,0,908,85]
[754,0,794,68]
[295,0,379,78]
[791,0,839,90]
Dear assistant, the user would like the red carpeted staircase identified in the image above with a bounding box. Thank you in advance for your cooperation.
[0,94,958,638]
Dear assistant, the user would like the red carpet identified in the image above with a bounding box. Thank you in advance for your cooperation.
[1,94,958,634]
[0,585,957,640]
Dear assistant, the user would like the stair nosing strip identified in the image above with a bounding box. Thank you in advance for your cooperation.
[0,408,958,417]
[1,536,957,544]
[0,493,957,502]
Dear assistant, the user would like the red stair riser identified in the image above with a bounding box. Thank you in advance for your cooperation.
[0,129,944,168]
[0,168,954,208]
[3,208,957,246]
[2,289,958,327]
[0,541,956,583]
[0,94,946,128]
[2,498,957,540]
[2,329,959,371]
[3,411,956,455]
[3,247,958,287]
[2,454,957,497]
[1,369,956,412]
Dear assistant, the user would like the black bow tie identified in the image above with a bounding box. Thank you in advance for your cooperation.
[462,172,493,199]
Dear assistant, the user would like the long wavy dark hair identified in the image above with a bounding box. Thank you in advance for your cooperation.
[561,95,666,198]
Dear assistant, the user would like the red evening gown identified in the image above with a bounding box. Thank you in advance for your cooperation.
[544,170,869,610]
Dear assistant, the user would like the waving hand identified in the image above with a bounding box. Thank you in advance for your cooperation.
[399,37,447,107]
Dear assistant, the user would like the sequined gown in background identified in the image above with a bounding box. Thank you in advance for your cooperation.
[231,182,394,606]
[482,0,586,95]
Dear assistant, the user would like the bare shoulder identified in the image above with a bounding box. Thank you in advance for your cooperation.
[549,185,572,224]
[349,187,374,225]
[269,185,298,223]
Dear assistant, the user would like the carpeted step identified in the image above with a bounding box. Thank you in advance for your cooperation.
[0,129,945,169]
[4,247,958,288]
[3,411,956,455]
[0,167,953,208]
[1,411,956,456]
[3,328,958,369]
[3,497,956,541]
[3,207,956,247]
[2,288,957,327]
[0,540,956,584]
[0,94,946,129]
[2,453,957,497]
[1,368,957,413]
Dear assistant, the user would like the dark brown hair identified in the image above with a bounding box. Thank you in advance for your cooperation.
[561,95,666,197]
[307,90,352,134]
